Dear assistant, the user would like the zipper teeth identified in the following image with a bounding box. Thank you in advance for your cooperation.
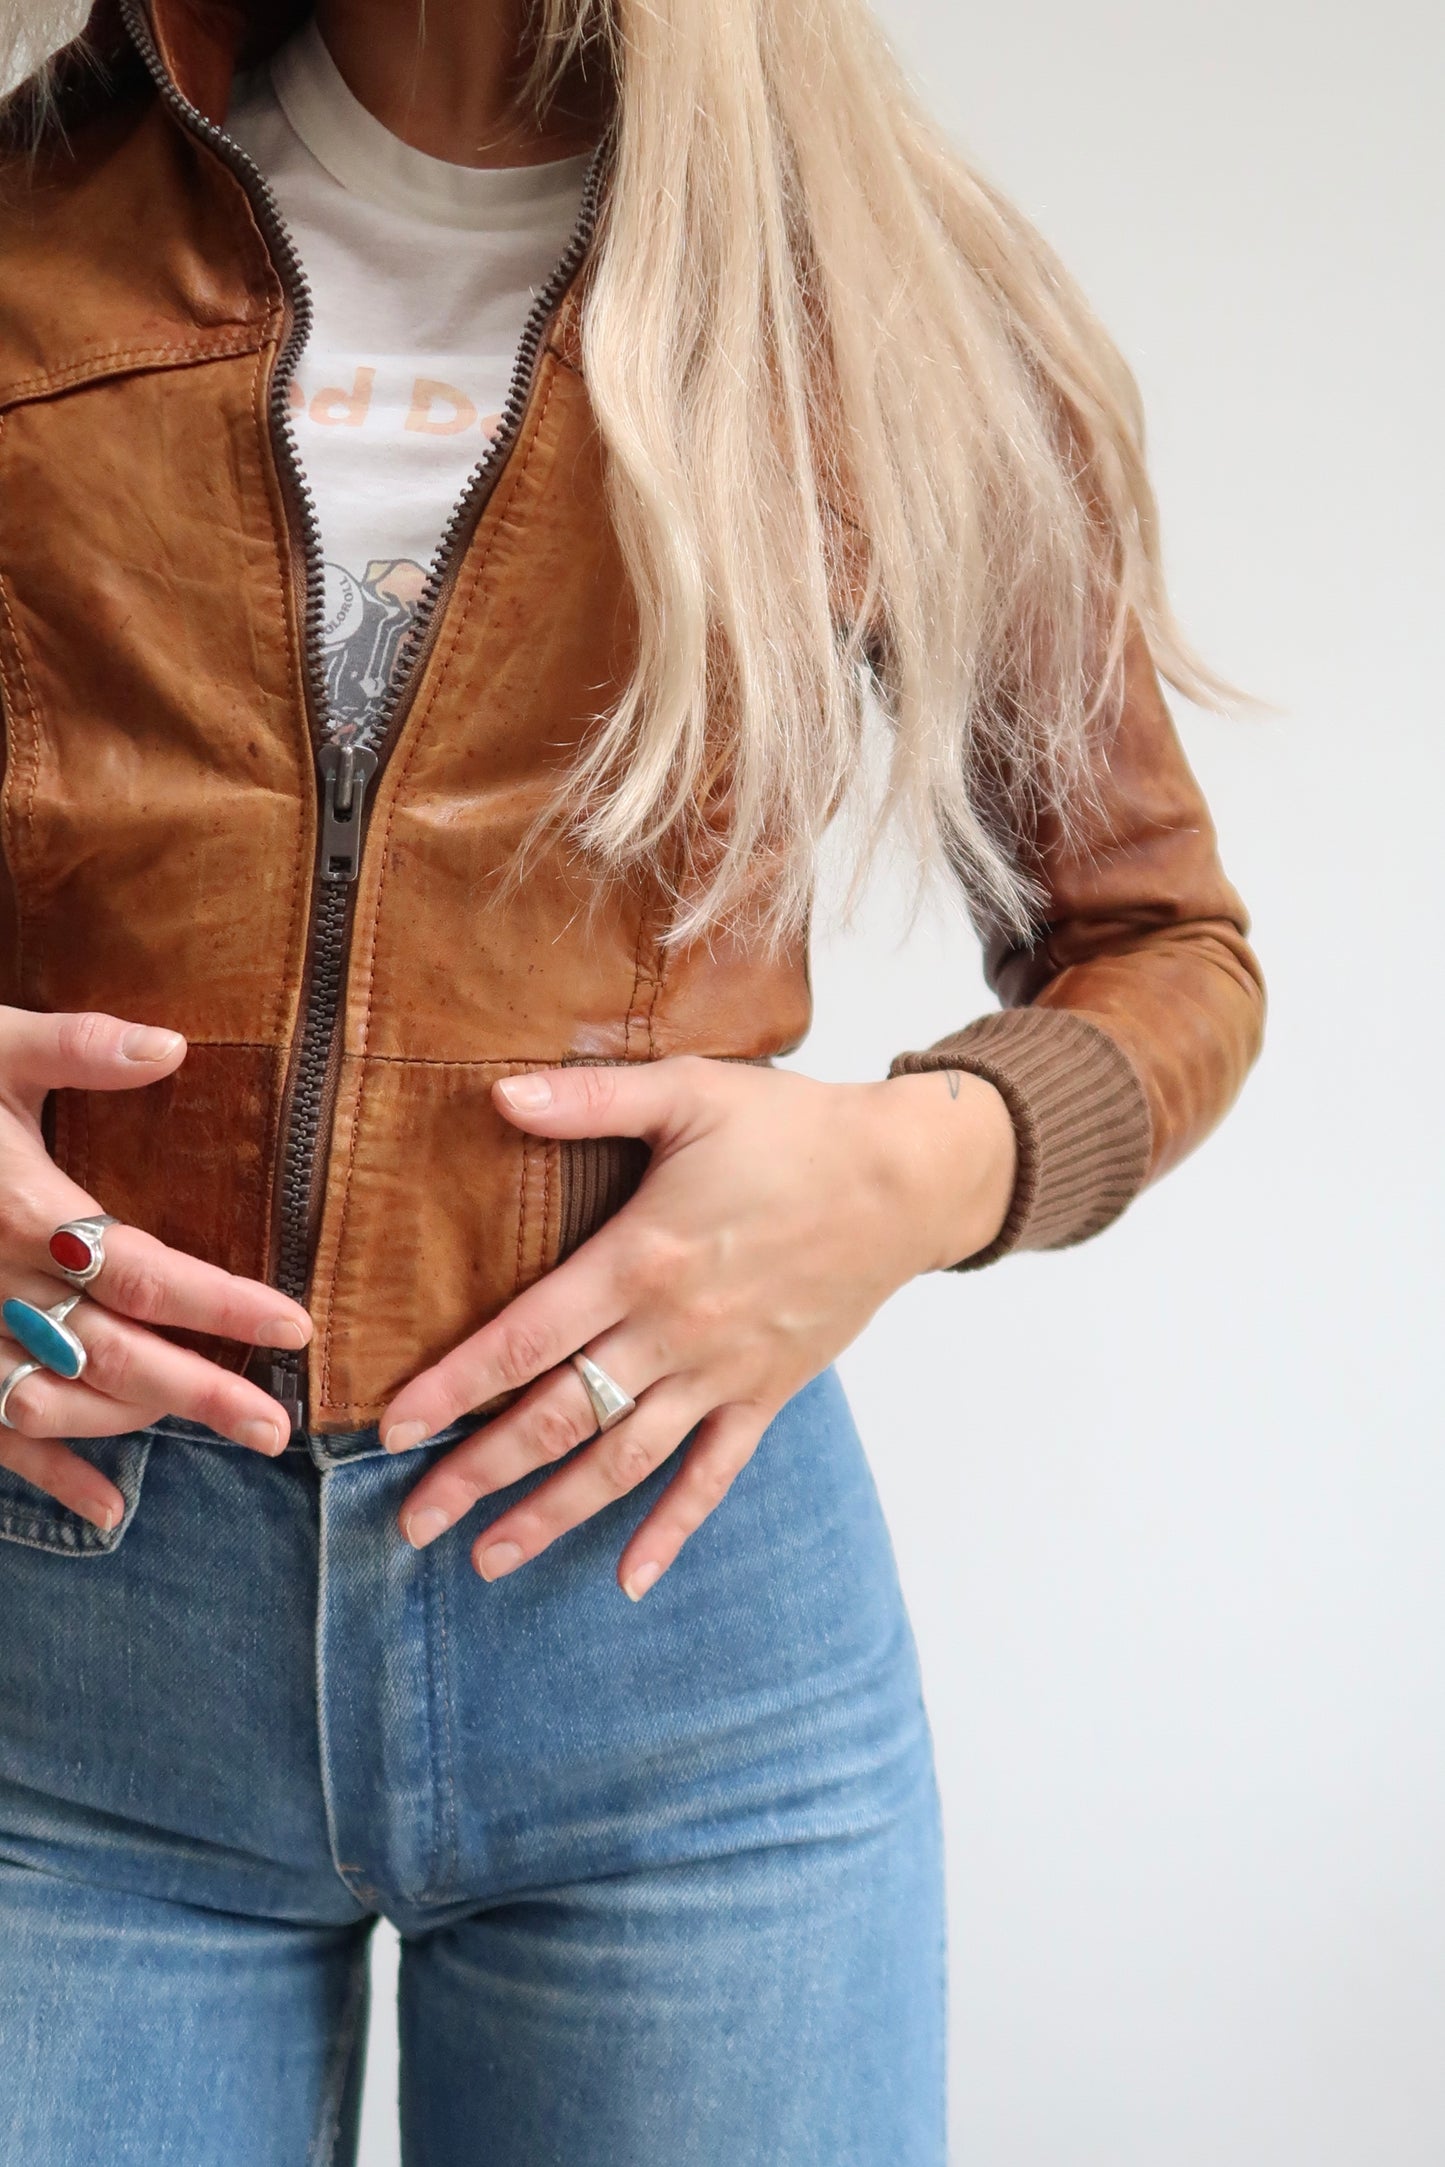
[357,137,609,752]
[273,881,347,1297]
[118,0,330,733]
[118,0,611,1346]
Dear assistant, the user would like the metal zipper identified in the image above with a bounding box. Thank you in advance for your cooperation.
[119,0,610,1431]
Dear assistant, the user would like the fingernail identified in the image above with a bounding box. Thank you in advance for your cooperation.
[257,1316,309,1350]
[403,1506,451,1549]
[498,1074,552,1110]
[236,1418,286,1455]
[476,1539,524,1581]
[120,1025,185,1063]
[623,1561,662,1602]
[383,1420,429,1455]
[82,1497,120,1532]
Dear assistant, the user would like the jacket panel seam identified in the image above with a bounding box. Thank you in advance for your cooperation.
[243,332,313,1053]
[318,360,569,1398]
[542,1127,554,1274]
[331,1051,672,1068]
[0,440,46,999]
[315,1054,563,1411]
[518,1129,553,1291]
[0,327,273,412]
[637,831,684,1057]
[642,914,666,1055]
[512,1132,529,1296]
[623,903,650,1058]
[355,349,566,1063]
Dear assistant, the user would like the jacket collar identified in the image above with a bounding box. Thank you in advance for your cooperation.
[80,0,309,126]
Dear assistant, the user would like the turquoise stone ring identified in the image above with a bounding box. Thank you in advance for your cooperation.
[2,1292,88,1381]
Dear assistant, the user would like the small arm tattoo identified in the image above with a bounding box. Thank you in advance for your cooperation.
[945,1070,961,1099]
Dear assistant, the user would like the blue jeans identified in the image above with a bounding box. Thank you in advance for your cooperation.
[0,1367,945,2164]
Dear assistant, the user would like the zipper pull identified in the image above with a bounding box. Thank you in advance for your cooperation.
[268,1355,304,1439]
[318,740,379,882]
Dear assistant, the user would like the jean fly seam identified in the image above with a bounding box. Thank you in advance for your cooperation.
[432,1551,461,1898]
[307,1927,370,2167]
[418,1545,458,1903]
[314,1470,373,1908]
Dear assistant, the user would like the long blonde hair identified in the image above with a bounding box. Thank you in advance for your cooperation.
[3,0,1225,946]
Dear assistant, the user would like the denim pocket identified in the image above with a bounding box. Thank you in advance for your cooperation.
[0,1427,155,1556]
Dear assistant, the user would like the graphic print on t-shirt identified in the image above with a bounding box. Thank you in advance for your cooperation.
[289,363,504,445]
[320,556,425,730]
[299,369,507,729]
[223,17,592,731]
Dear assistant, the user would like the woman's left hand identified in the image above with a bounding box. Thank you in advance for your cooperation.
[383,1056,1016,1597]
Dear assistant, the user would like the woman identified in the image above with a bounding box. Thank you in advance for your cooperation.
[0,0,1263,2158]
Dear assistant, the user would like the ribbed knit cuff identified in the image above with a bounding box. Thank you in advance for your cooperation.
[555,1135,651,1260]
[887,1008,1153,1269]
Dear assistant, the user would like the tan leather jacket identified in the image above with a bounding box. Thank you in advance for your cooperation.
[0,0,1265,1433]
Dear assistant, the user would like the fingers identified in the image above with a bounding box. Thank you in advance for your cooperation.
[66,1304,289,1451]
[380,1241,628,1453]
[0,1035,309,1355]
[491,1054,718,1144]
[466,1380,707,1584]
[615,1405,767,1597]
[396,1333,658,1543]
[0,1303,289,1454]
[0,1006,186,1108]
[80,1225,311,1350]
[0,1424,128,1531]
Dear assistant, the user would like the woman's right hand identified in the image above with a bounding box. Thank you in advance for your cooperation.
[0,1006,312,1529]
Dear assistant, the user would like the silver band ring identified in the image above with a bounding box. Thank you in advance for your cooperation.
[569,1350,637,1434]
[1,1291,88,1381]
[49,1213,119,1289]
[0,1358,43,1429]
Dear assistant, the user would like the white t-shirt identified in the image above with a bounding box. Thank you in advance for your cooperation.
[225,21,591,732]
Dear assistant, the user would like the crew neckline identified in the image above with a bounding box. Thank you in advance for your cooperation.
[269,16,596,230]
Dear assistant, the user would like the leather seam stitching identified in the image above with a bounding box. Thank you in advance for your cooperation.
[643,923,665,1055]
[513,1135,529,1296]
[321,360,566,1407]
[247,333,312,1054]
[0,608,16,991]
[247,326,315,1303]
[636,828,685,1056]
[0,327,271,410]
[359,349,565,1058]
[331,1053,658,1068]
[541,1128,553,1277]
[624,905,649,1057]
[0,456,46,995]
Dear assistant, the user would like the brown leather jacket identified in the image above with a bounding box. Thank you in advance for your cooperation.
[0,0,1264,1433]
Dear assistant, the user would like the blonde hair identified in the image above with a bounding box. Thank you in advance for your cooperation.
[4,0,1226,946]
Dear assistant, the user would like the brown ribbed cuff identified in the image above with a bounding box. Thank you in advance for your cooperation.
[555,1135,651,1261]
[887,1008,1153,1269]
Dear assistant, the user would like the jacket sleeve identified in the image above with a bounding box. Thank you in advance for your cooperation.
[887,616,1266,1267]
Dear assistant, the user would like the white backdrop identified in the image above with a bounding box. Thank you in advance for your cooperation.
[359,0,1444,2157]
[0,0,1434,2158]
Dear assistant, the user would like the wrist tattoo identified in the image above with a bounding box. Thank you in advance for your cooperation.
[944,1069,961,1099]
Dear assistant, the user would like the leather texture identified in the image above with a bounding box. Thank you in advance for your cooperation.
[0,0,1264,1427]
[889,618,1265,1260]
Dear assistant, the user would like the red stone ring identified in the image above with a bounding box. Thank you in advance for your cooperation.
[48,1214,119,1290]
